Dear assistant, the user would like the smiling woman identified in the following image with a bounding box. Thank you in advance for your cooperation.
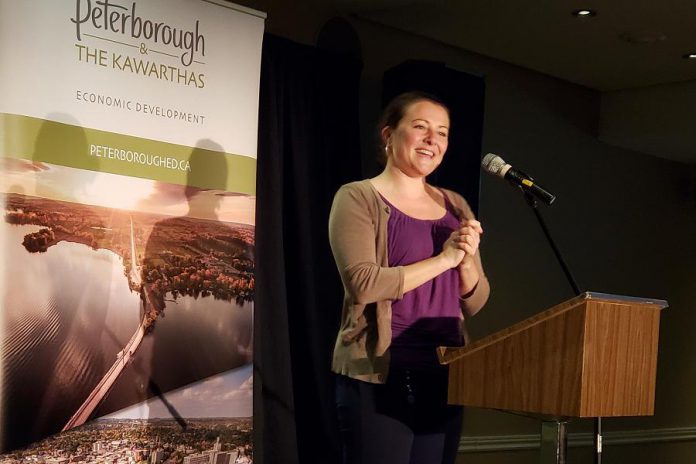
[381,99,449,182]
[328,91,490,464]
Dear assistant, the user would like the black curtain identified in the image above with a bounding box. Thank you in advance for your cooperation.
[254,34,363,464]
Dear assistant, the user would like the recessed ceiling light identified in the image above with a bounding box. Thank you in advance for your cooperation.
[683,53,696,59]
[572,9,597,17]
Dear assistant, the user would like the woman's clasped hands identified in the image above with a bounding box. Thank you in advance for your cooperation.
[441,219,483,269]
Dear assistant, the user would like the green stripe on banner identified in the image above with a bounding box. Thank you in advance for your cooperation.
[1,113,256,195]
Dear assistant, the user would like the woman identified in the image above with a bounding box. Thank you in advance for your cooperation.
[329,91,490,464]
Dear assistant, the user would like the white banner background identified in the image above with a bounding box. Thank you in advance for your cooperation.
[0,0,264,157]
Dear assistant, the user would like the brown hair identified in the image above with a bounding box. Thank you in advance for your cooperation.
[376,91,450,165]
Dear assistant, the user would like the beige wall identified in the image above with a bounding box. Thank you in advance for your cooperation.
[240,1,696,461]
[600,79,696,164]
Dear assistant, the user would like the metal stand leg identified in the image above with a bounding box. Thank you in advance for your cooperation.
[540,420,568,464]
[594,417,602,464]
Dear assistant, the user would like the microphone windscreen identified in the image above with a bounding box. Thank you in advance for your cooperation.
[481,153,507,177]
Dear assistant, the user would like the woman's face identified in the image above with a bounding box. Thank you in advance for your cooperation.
[383,100,449,178]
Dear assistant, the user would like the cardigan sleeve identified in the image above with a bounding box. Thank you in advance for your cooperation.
[442,188,491,317]
[328,184,404,305]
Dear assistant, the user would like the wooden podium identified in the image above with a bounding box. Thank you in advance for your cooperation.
[438,292,667,463]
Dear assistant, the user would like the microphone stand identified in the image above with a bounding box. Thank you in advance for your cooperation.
[520,187,602,464]
[521,190,580,296]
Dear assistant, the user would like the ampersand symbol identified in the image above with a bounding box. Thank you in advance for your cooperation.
[139,43,149,54]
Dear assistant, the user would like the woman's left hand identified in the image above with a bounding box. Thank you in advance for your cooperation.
[455,219,483,297]
[455,219,483,266]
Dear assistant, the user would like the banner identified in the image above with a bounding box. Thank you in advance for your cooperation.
[0,0,264,461]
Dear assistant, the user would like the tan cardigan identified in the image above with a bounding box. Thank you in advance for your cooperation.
[329,180,490,383]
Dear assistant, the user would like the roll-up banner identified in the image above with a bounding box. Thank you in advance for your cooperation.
[0,0,264,461]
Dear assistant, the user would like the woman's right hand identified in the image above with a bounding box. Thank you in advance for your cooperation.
[441,230,467,268]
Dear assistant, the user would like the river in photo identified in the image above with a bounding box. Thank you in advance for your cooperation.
[2,222,141,449]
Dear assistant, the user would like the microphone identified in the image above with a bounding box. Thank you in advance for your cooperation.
[481,153,556,205]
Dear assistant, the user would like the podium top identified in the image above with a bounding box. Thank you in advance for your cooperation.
[438,292,668,366]
[583,291,668,309]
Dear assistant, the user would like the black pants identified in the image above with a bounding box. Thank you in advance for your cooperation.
[335,368,463,464]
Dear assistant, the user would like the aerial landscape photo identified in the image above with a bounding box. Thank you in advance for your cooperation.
[1,159,255,454]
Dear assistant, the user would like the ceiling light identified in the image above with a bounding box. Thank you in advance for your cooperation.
[572,9,597,17]
[683,53,696,59]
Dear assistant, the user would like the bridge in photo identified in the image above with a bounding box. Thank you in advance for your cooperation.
[63,215,151,431]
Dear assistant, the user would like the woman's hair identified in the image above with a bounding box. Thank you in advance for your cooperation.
[376,90,450,165]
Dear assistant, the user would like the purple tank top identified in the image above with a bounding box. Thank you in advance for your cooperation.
[382,194,465,370]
